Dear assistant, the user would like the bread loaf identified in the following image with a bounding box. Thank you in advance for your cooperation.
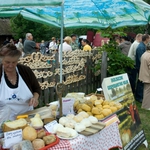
[22,126,37,141]
[32,139,45,150]
[2,119,27,132]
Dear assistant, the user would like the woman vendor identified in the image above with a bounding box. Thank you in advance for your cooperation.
[0,44,41,120]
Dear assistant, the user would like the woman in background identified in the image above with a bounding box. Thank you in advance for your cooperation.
[81,39,92,51]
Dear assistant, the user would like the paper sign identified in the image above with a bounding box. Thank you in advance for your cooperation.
[62,98,75,115]
[3,129,22,149]
[44,120,58,133]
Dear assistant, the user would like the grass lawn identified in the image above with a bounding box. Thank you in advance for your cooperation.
[136,101,150,150]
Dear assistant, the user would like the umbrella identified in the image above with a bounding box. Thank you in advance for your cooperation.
[0,0,150,28]
[0,0,150,82]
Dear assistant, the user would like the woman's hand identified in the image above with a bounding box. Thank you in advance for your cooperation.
[29,97,39,107]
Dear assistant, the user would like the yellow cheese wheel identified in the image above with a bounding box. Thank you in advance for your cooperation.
[92,107,101,115]
[87,112,93,116]
[77,109,83,113]
[103,105,110,109]
[81,104,91,112]
[102,109,112,117]
[96,104,102,108]
[102,101,110,106]
[110,106,118,113]
[94,114,104,120]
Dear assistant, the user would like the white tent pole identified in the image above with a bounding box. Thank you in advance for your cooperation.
[60,0,64,83]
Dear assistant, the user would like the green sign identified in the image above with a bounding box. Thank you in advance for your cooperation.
[102,73,148,149]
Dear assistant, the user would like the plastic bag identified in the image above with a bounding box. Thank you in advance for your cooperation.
[0,105,11,128]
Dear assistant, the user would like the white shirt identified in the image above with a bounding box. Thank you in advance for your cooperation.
[59,42,72,52]
[128,40,140,61]
[49,41,57,50]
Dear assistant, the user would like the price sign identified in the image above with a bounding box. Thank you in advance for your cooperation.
[44,120,58,133]
[3,129,22,149]
[62,98,75,115]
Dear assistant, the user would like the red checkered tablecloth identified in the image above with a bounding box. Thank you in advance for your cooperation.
[47,139,73,150]
[0,123,122,150]
[48,122,122,150]
[69,122,122,150]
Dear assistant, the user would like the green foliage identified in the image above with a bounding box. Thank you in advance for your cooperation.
[95,27,134,77]
[10,14,60,42]
[10,14,96,42]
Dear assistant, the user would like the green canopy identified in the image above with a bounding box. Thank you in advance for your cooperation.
[0,0,62,7]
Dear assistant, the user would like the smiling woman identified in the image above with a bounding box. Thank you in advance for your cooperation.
[0,44,41,120]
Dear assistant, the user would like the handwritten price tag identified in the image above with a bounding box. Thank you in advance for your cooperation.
[62,98,75,115]
[44,120,58,133]
[3,129,22,149]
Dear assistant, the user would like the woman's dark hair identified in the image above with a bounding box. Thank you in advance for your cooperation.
[82,39,90,45]
[0,43,21,57]
[142,34,149,42]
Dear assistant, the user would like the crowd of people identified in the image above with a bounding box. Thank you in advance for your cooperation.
[3,33,92,57]
[115,34,150,110]
[2,32,150,110]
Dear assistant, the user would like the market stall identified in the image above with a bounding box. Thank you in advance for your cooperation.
[0,73,149,150]
[0,91,124,150]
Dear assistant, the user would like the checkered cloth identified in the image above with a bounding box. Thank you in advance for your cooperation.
[47,139,73,150]
[69,122,122,150]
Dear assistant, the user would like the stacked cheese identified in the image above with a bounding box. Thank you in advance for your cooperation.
[74,95,123,120]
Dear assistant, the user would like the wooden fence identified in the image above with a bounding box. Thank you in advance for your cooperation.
[19,50,102,107]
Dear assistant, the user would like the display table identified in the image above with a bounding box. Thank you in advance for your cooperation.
[48,122,122,150]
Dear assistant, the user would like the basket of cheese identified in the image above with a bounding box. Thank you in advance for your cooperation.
[74,94,123,120]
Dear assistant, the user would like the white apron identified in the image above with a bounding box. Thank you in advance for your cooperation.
[0,67,33,120]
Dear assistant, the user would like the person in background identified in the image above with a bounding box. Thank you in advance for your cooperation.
[17,38,24,51]
[59,36,72,52]
[128,34,142,94]
[17,38,24,57]
[119,36,131,56]
[3,38,10,46]
[81,39,92,51]
[115,37,121,45]
[9,39,14,45]
[139,43,150,110]
[70,34,79,50]
[135,34,150,103]
[49,37,57,51]
[24,33,39,55]
[0,44,41,120]
[56,39,60,51]
[40,40,46,55]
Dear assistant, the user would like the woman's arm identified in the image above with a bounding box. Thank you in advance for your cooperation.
[29,92,39,107]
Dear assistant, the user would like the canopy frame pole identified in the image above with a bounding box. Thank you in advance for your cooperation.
[60,0,64,83]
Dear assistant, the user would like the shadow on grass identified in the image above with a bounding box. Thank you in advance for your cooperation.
[136,101,150,150]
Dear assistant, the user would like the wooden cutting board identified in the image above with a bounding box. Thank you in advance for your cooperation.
[79,122,106,136]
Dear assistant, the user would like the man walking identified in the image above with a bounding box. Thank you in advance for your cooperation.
[128,34,142,94]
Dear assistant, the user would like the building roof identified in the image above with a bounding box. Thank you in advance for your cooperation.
[0,19,12,35]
